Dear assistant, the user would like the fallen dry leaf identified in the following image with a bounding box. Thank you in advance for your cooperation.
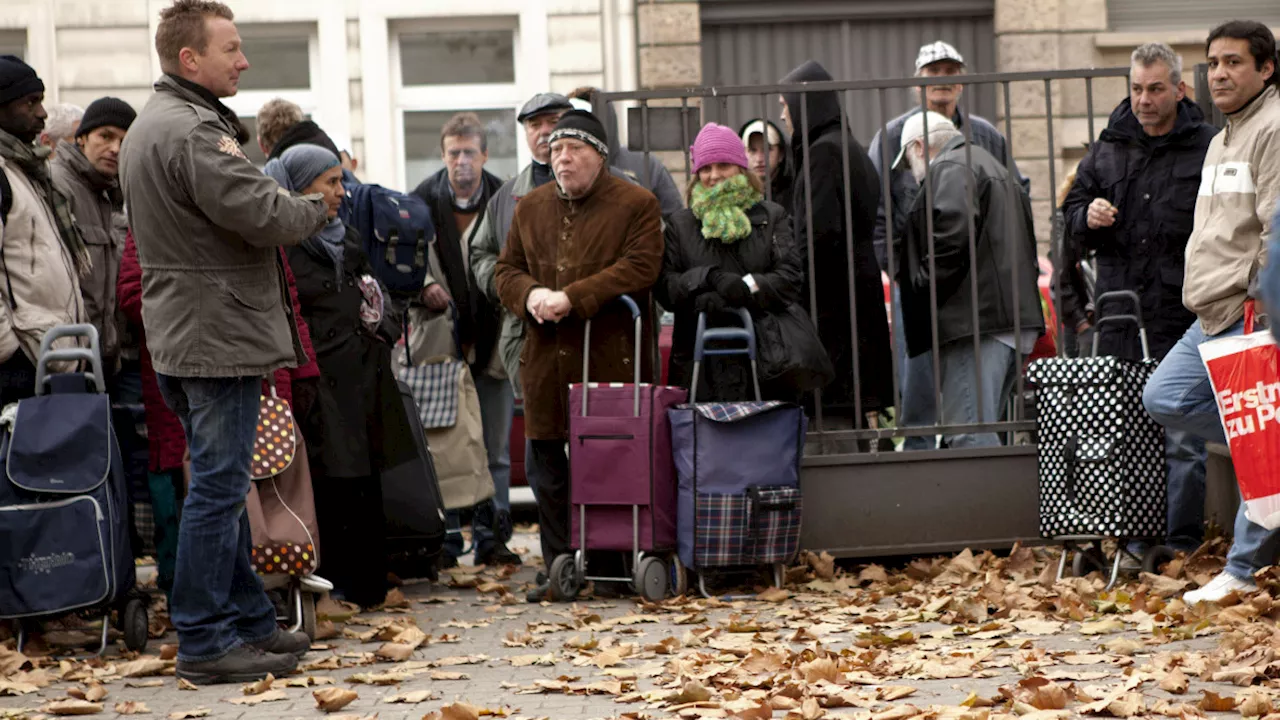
[176,679,198,691]
[669,681,714,704]
[1079,618,1125,635]
[878,686,918,702]
[67,685,107,703]
[123,680,164,689]
[40,699,103,715]
[277,676,334,688]
[1198,690,1237,713]
[440,702,483,720]
[374,643,415,662]
[313,687,359,713]
[757,587,791,603]
[430,671,470,681]
[158,644,178,660]
[508,654,556,667]
[113,701,149,715]
[1240,692,1273,717]
[167,709,210,719]
[115,658,166,679]
[1014,618,1064,635]
[243,673,274,695]
[225,689,288,706]
[1158,668,1188,694]
[382,587,410,608]
[383,690,438,704]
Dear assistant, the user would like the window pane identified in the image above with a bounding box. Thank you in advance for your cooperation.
[404,110,520,189]
[239,34,310,91]
[399,31,514,86]
[0,30,25,60]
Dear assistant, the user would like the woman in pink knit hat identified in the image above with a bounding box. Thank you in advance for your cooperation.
[654,122,813,402]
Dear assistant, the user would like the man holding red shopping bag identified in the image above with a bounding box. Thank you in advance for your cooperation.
[1142,20,1280,604]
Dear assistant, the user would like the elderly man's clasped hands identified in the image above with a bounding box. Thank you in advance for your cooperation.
[525,287,572,324]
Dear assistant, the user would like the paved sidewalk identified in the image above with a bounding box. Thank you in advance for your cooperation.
[0,536,1263,720]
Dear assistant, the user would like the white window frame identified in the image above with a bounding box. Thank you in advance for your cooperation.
[220,22,323,139]
[391,16,525,190]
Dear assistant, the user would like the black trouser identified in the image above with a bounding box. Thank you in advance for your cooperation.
[528,439,570,571]
[313,474,388,609]
[0,351,35,407]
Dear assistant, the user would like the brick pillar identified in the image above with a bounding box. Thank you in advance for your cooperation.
[994,0,1113,252]
[635,1,702,190]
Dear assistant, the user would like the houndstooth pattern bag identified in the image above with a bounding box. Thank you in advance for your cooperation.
[1027,356,1166,539]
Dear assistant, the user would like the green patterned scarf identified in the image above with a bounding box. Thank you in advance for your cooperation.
[689,173,762,244]
[0,129,91,276]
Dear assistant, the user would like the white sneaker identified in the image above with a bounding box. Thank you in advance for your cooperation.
[300,575,335,593]
[1183,571,1256,604]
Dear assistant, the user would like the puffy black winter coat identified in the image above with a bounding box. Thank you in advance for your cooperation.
[1062,97,1218,361]
[287,226,417,479]
[782,60,893,414]
[655,201,804,402]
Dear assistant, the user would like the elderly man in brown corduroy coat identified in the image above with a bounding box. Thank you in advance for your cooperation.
[495,109,663,601]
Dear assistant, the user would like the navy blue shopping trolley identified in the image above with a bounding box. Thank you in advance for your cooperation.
[0,324,148,654]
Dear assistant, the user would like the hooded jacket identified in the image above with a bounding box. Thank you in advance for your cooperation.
[1063,96,1218,360]
[50,142,127,365]
[738,118,794,212]
[1182,85,1280,335]
[780,59,892,413]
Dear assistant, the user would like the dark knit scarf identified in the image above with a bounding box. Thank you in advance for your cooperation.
[62,142,122,208]
[0,128,91,275]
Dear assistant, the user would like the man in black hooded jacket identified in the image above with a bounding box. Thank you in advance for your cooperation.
[1062,42,1218,554]
[778,60,892,438]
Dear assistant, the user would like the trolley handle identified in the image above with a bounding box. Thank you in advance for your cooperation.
[1091,290,1150,360]
[690,309,762,403]
[35,324,104,395]
[581,294,643,418]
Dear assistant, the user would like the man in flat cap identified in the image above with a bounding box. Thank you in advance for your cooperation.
[0,55,87,405]
[494,110,663,602]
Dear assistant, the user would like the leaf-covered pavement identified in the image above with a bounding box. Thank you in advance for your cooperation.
[3,537,1279,720]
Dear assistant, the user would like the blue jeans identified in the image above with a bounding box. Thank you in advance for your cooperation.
[444,373,514,560]
[938,337,1016,449]
[157,375,277,663]
[894,286,939,450]
[1143,318,1280,579]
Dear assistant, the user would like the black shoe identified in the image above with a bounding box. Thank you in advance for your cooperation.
[249,628,311,658]
[494,510,514,544]
[438,552,459,571]
[175,645,298,685]
[526,581,550,603]
[477,543,522,567]
[535,571,547,585]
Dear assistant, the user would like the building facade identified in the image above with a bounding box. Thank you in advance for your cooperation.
[4,0,1277,230]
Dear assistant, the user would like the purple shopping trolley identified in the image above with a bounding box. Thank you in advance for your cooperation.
[551,295,687,602]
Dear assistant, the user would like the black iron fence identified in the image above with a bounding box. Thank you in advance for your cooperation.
[596,66,1134,455]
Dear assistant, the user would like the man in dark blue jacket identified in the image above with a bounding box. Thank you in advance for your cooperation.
[1062,42,1219,556]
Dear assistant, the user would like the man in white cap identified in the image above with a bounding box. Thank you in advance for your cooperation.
[870,40,1026,450]
[894,112,1043,449]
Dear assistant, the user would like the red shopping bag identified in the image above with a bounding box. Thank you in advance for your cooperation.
[1200,301,1280,529]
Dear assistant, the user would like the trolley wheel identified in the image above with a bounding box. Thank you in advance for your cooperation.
[122,598,148,653]
[301,592,318,641]
[635,556,669,603]
[548,554,581,602]
[669,555,688,598]
[1142,545,1177,575]
[1071,548,1108,578]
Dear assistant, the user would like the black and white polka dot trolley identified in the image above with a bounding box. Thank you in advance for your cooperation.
[1025,291,1174,588]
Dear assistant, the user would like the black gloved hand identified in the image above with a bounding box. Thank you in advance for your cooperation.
[695,291,727,315]
[713,272,752,307]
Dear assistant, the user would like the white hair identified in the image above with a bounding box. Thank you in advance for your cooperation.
[1131,42,1183,85]
[44,103,84,140]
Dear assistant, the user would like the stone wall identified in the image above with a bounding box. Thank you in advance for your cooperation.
[635,1,702,189]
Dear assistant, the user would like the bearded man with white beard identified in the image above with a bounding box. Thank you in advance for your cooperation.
[892,111,1044,449]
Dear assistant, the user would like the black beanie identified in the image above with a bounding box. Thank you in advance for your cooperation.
[77,97,137,137]
[0,55,44,108]
[549,109,609,158]
[268,120,341,161]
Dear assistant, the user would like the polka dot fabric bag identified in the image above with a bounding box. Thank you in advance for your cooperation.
[251,385,296,481]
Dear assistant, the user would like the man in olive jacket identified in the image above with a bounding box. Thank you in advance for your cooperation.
[119,0,328,685]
